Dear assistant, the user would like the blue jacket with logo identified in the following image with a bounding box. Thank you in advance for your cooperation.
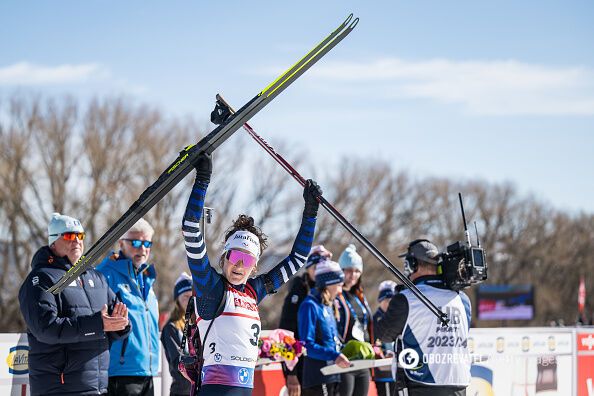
[18,246,130,395]
[97,252,160,377]
[298,289,342,388]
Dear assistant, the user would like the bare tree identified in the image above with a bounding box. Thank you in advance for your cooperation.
[2,93,593,332]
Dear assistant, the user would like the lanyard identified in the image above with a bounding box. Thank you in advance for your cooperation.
[343,291,368,327]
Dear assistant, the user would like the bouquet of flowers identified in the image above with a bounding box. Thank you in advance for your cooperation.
[258,329,306,371]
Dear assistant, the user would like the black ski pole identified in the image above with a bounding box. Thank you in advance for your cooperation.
[214,94,449,326]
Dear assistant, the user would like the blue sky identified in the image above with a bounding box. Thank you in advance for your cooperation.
[1,1,593,213]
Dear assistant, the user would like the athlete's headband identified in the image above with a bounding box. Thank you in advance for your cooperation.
[223,230,261,261]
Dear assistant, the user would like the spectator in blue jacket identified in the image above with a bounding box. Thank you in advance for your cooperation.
[97,218,159,396]
[19,213,130,396]
[298,260,350,396]
[279,245,333,396]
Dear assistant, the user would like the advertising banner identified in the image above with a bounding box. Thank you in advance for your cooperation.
[0,333,29,396]
[2,328,592,396]
[468,328,574,396]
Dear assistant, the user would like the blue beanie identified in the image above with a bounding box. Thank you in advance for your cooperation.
[305,245,333,269]
[315,260,344,288]
[173,272,193,300]
[378,280,397,302]
[48,213,84,246]
[338,244,363,272]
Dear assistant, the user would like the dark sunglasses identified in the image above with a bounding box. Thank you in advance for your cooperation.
[123,239,153,248]
[50,232,85,241]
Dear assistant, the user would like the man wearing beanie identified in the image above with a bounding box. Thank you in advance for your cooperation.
[161,273,193,396]
[335,244,373,396]
[19,213,130,396]
[298,260,350,396]
[375,239,472,396]
[279,245,332,396]
[97,218,159,396]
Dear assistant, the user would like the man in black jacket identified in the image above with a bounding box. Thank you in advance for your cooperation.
[19,213,130,396]
[278,245,332,396]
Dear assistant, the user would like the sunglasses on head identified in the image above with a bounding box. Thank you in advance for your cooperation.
[225,249,257,269]
[50,232,85,241]
[123,239,153,248]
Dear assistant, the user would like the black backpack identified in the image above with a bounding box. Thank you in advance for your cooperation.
[178,282,227,395]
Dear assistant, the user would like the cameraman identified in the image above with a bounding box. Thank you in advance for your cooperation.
[375,239,471,396]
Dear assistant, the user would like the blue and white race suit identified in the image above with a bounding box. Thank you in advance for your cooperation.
[182,177,316,390]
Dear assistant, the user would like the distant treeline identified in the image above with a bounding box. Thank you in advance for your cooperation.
[1,93,592,332]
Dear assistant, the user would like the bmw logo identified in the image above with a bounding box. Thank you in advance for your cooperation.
[238,368,250,384]
[214,353,222,362]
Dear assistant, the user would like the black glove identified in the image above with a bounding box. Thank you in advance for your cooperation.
[303,179,322,218]
[192,152,212,183]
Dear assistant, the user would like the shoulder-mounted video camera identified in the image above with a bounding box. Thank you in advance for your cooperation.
[438,194,488,291]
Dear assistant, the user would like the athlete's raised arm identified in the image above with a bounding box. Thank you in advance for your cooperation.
[182,154,226,318]
[249,180,321,302]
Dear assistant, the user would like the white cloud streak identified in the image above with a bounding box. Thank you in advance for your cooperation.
[0,62,110,85]
[283,58,594,116]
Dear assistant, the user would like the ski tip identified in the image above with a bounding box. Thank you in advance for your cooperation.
[349,17,360,29]
[215,93,222,101]
[343,13,354,26]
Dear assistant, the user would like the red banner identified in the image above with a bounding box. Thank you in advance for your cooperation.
[577,332,594,396]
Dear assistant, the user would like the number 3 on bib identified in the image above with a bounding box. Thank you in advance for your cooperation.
[249,324,260,346]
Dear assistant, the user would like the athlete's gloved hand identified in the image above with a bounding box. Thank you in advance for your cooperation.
[193,152,212,183]
[303,179,322,218]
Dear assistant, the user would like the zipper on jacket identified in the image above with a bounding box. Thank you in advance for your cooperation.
[146,304,153,376]
[78,275,103,389]
[130,262,154,376]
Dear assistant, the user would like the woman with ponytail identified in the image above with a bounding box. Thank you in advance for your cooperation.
[298,260,351,396]
[279,245,333,396]
[180,152,322,396]
[335,244,374,396]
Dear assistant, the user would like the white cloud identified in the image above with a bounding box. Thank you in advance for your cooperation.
[0,62,110,85]
[272,58,594,116]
